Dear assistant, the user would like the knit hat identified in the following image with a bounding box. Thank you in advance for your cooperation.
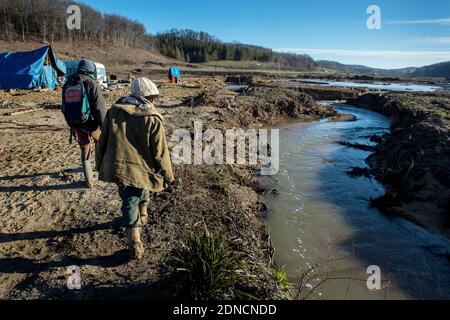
[131,77,160,97]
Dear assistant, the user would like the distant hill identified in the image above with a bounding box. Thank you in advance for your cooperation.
[157,29,317,71]
[411,61,450,78]
[318,60,417,77]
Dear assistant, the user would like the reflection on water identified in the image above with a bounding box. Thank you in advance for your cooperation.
[265,104,450,300]
[277,79,445,92]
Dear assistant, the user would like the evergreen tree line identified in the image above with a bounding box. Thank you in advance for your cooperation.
[157,29,317,70]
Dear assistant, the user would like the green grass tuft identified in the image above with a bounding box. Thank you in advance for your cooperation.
[273,269,290,290]
[170,230,241,300]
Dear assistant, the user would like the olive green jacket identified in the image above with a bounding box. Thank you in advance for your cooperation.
[96,97,175,192]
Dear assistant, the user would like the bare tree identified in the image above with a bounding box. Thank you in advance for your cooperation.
[0,0,157,52]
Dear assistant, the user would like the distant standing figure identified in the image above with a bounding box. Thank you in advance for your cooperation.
[61,59,106,188]
[96,77,175,260]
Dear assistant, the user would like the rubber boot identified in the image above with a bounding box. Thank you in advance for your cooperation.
[139,205,149,225]
[81,157,95,189]
[126,228,144,260]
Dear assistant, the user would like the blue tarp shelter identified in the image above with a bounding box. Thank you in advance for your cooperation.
[0,46,66,90]
[169,67,181,78]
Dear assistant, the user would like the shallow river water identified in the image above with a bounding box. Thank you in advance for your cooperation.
[279,79,446,92]
[265,104,450,300]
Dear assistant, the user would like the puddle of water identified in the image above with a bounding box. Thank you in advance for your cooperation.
[226,82,251,92]
[265,104,450,300]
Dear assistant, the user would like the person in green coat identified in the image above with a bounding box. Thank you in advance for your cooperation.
[96,77,175,260]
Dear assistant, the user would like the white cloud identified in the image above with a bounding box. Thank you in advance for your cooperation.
[275,48,450,59]
[386,18,450,26]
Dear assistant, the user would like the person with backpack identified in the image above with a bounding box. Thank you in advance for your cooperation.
[95,77,174,260]
[62,60,106,189]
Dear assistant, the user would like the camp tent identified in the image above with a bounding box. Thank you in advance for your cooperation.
[169,67,181,78]
[168,67,181,83]
[0,46,66,90]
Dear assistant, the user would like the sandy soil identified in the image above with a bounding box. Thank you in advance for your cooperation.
[0,82,189,299]
[0,85,175,298]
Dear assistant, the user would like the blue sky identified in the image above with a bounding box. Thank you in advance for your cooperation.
[78,0,450,68]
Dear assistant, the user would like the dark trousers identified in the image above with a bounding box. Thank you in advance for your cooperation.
[73,127,101,161]
[118,186,150,229]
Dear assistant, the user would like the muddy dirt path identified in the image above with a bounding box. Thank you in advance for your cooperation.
[0,106,171,299]
[0,82,214,299]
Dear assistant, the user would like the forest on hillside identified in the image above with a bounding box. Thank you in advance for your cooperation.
[0,0,316,70]
[157,29,317,70]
